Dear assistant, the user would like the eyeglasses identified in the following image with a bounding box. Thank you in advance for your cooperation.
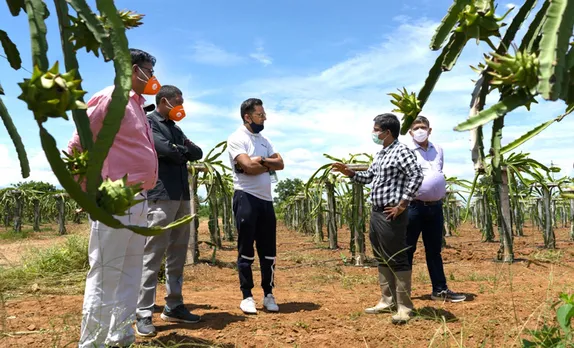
[251,112,266,119]
[138,65,154,76]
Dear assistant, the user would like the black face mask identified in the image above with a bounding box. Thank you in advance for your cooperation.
[249,120,264,134]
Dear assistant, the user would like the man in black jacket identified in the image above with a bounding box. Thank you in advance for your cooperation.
[135,85,203,337]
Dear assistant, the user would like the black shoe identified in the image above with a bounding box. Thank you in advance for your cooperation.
[134,316,156,337]
[431,289,467,303]
[160,304,201,323]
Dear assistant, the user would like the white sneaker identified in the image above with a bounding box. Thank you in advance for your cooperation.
[240,297,257,314]
[263,294,279,312]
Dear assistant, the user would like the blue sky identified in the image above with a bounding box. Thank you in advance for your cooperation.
[1,0,573,192]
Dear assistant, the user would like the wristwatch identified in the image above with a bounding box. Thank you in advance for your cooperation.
[260,157,266,165]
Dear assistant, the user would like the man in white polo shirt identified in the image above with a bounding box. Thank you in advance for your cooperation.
[227,98,284,314]
[406,115,466,303]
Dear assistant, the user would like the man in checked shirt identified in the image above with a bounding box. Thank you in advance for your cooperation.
[333,113,423,324]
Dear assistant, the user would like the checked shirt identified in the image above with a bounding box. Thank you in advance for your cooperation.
[352,139,424,208]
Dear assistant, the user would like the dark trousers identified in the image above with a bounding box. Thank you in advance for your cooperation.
[369,208,410,272]
[232,190,277,299]
[406,201,447,292]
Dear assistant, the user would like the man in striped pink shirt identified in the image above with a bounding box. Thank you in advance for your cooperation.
[68,48,161,348]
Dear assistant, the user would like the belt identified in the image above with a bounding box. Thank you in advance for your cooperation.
[372,205,390,212]
[410,199,442,206]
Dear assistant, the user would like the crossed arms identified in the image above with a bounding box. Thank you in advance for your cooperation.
[234,153,284,175]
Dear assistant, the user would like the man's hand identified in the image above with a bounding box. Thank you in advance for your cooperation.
[383,200,409,220]
[250,156,262,163]
[332,163,355,177]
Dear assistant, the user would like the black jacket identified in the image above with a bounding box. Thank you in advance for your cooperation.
[147,110,203,200]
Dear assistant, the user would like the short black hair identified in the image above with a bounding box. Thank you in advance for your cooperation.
[130,48,156,67]
[240,98,263,122]
[155,85,182,105]
[373,113,400,138]
[411,115,430,128]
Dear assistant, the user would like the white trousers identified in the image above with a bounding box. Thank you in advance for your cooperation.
[78,200,148,348]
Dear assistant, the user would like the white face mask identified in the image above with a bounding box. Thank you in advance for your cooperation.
[412,129,429,143]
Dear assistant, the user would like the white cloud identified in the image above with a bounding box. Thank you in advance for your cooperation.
[189,41,243,66]
[249,40,272,66]
[216,16,572,187]
[8,14,569,196]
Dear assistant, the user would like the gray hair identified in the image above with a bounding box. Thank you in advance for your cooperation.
[411,115,430,128]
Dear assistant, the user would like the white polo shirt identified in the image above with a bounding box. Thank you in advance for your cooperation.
[227,125,276,201]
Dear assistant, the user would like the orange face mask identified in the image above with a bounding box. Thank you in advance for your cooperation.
[166,100,186,121]
[137,66,161,95]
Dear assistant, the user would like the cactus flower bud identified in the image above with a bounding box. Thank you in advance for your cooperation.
[17,62,87,123]
[62,148,89,183]
[97,176,144,216]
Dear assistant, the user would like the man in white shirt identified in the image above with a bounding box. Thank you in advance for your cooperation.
[227,98,284,314]
[406,115,466,303]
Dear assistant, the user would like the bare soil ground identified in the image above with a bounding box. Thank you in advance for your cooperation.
[1,220,573,347]
[0,224,86,267]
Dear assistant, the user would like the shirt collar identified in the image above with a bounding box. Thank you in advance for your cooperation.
[240,124,261,137]
[378,139,398,155]
[409,138,434,150]
[129,90,146,105]
[385,139,399,150]
[150,110,172,123]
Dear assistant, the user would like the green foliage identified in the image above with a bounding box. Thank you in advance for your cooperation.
[388,87,422,135]
[24,235,89,274]
[197,202,211,218]
[454,0,512,46]
[0,235,89,292]
[274,178,304,205]
[400,0,574,149]
[12,180,57,193]
[522,293,574,347]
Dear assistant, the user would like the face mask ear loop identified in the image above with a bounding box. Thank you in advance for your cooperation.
[136,66,150,83]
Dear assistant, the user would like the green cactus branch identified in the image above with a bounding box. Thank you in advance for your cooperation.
[0,29,22,70]
[84,0,132,197]
[54,0,93,152]
[6,0,25,16]
[417,38,450,108]
[497,0,538,53]
[518,0,550,52]
[0,97,30,178]
[441,32,467,71]
[561,41,574,104]
[67,0,115,60]
[454,90,533,131]
[499,111,571,155]
[537,0,574,100]
[24,0,49,71]
[430,0,471,50]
